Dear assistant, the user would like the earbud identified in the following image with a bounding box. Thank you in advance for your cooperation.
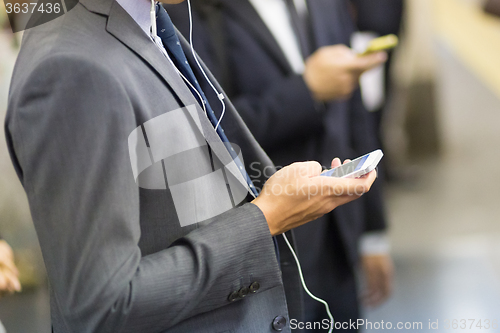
[150,0,157,37]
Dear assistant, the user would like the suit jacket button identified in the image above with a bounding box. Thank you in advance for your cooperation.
[272,316,287,331]
[238,286,250,298]
[227,291,239,302]
[249,281,260,293]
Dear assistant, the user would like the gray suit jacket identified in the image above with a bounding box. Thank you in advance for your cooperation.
[5,0,302,331]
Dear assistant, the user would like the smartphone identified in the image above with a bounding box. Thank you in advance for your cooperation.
[358,34,399,56]
[321,149,383,178]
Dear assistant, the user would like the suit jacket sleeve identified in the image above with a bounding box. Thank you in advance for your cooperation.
[5,56,282,333]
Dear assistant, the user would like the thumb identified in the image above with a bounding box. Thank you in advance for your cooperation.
[351,52,387,73]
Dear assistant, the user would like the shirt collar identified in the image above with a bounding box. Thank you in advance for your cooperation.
[116,0,152,36]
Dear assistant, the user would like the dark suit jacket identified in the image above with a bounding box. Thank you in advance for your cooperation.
[350,0,404,37]
[168,0,387,272]
[5,0,303,331]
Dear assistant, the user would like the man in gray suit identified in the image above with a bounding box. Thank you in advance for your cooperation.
[5,0,377,332]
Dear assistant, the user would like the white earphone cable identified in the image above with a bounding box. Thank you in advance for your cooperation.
[150,0,157,37]
[282,233,334,333]
[150,0,207,116]
[187,0,226,131]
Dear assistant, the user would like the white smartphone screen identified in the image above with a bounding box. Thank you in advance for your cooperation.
[321,150,383,178]
[322,154,369,178]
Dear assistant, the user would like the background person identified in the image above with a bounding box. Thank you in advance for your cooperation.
[167,0,394,330]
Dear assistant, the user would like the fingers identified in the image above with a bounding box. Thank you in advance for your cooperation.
[0,240,13,259]
[0,241,22,296]
[274,161,322,180]
[5,269,21,293]
[379,257,394,304]
[0,266,21,295]
[311,44,351,58]
[330,157,341,169]
[362,256,379,307]
[329,158,351,169]
[364,268,384,307]
[1,258,19,276]
[359,169,377,190]
[0,241,19,277]
[350,51,388,73]
[311,169,376,197]
[10,273,22,293]
[362,255,394,307]
[0,271,7,292]
[298,161,323,178]
[342,169,377,195]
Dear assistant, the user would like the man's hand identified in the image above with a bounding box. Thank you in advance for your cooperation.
[0,240,21,297]
[252,158,377,236]
[362,254,394,307]
[303,44,387,101]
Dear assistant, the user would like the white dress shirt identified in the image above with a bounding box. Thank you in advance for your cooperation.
[116,0,188,85]
[116,0,151,36]
[249,0,307,74]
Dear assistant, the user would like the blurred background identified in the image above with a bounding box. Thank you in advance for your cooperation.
[1,0,500,331]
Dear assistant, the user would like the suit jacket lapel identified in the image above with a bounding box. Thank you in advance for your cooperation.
[221,0,293,74]
[105,1,202,109]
